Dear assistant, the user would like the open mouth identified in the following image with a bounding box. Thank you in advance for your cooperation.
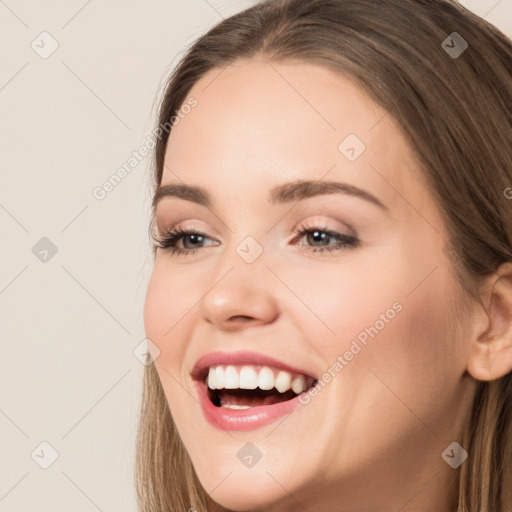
[203,365,318,409]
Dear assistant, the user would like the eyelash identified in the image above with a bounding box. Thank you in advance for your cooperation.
[152,223,358,257]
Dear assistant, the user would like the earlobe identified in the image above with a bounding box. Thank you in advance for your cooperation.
[466,261,512,382]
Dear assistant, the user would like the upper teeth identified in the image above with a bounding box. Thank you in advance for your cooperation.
[206,365,308,394]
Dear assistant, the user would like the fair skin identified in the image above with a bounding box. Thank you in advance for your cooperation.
[144,58,512,512]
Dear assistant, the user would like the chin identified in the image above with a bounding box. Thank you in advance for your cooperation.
[194,469,293,512]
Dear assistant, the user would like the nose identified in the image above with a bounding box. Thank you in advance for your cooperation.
[198,261,280,331]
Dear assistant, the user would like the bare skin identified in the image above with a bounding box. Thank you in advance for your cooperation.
[144,58,512,512]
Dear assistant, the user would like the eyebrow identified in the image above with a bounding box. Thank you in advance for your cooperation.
[152,179,389,212]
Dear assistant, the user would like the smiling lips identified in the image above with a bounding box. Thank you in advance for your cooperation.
[191,351,318,430]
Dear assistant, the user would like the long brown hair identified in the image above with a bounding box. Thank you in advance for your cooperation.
[136,1,512,510]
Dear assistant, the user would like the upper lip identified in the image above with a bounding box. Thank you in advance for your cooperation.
[191,350,317,382]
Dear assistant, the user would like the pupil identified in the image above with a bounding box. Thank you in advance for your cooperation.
[309,230,328,246]
[184,234,202,248]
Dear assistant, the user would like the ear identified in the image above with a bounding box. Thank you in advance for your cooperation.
[467,261,512,381]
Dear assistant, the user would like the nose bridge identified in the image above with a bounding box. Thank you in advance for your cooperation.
[198,235,280,328]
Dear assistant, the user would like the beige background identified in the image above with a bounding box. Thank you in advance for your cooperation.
[1,1,510,510]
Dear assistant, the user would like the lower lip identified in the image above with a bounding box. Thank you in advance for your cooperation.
[194,379,304,431]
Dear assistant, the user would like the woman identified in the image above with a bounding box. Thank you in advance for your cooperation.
[137,0,512,510]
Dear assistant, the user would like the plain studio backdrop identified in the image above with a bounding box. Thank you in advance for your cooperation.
[0,1,510,511]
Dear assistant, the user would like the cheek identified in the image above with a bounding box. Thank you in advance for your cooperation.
[279,257,403,355]
[143,264,197,420]
[348,258,466,431]
[294,245,463,399]
[143,261,197,367]
[143,269,168,344]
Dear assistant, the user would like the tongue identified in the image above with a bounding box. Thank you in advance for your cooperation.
[217,388,297,407]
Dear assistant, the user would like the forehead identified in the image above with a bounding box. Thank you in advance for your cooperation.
[162,58,431,215]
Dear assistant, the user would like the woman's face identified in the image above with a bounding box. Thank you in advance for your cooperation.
[144,59,477,511]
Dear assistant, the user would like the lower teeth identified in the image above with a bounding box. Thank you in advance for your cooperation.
[221,404,252,409]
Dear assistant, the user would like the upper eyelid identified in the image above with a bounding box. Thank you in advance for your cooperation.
[155,213,354,234]
[154,224,351,241]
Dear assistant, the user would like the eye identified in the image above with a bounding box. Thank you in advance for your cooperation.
[152,226,218,257]
[291,222,359,254]
[152,223,359,257]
